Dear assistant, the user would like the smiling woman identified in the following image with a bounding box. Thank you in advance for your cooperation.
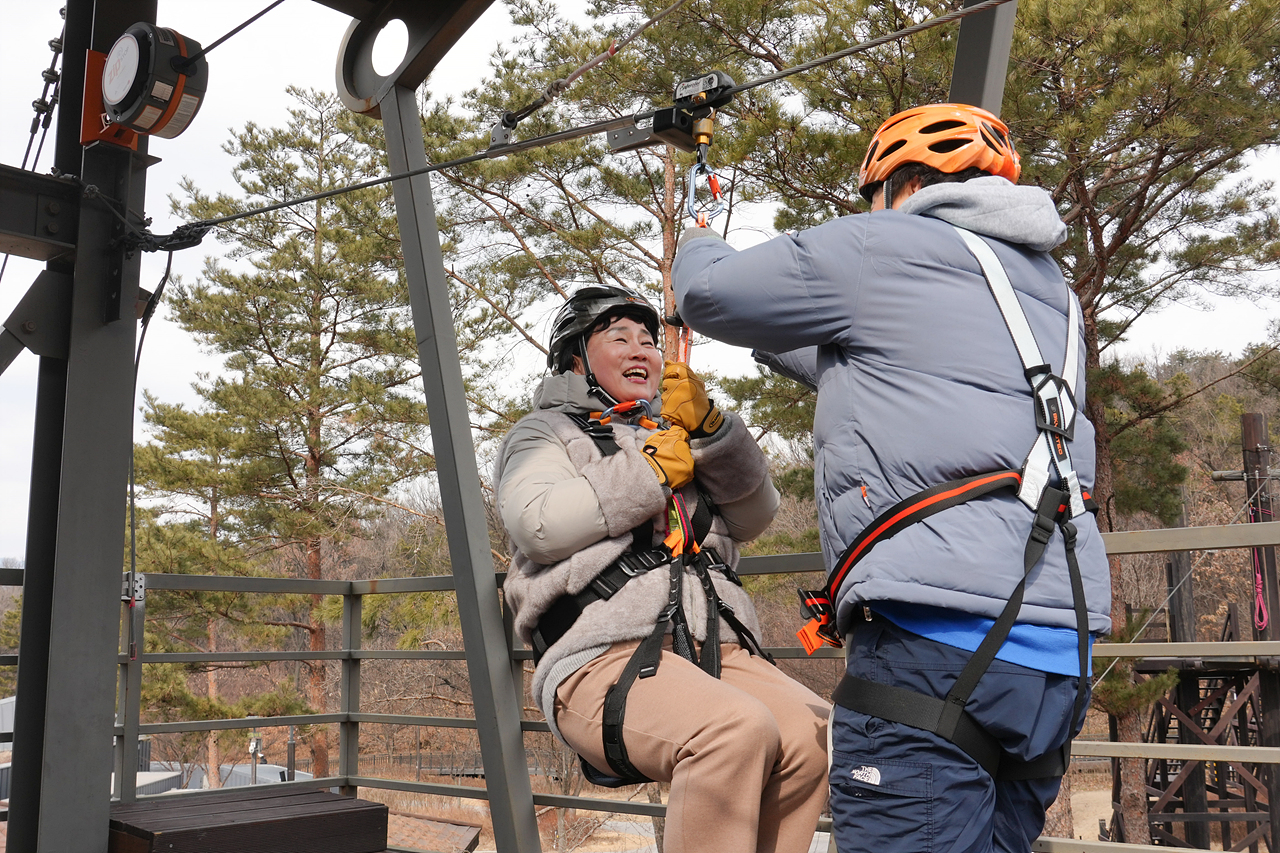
[493,285,830,853]
[572,316,662,404]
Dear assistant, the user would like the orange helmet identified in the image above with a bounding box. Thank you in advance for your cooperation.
[857,103,1020,201]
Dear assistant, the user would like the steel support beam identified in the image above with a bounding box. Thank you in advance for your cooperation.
[948,0,1018,115]
[0,165,80,264]
[338,592,361,796]
[380,83,540,852]
[8,0,155,849]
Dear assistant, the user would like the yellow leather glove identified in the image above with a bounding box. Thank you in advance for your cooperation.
[641,426,695,490]
[660,362,724,439]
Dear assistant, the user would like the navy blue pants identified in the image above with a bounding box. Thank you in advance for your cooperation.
[829,617,1089,853]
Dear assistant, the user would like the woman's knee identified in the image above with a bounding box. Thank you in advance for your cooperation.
[686,692,783,765]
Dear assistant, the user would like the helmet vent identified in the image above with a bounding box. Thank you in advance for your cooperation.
[919,119,966,135]
[978,126,1004,153]
[876,139,907,162]
[927,138,968,154]
[980,122,1009,146]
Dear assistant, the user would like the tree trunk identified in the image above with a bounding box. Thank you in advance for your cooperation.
[660,148,679,364]
[307,536,329,778]
[1115,709,1151,844]
[206,616,222,788]
[1042,771,1074,838]
[647,782,666,853]
[1083,314,1151,844]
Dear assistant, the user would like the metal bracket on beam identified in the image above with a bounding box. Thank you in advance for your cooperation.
[0,164,81,263]
[3,270,73,363]
[335,0,497,117]
[0,331,23,378]
[121,573,145,603]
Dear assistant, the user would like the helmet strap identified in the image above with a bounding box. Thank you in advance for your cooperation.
[578,340,621,408]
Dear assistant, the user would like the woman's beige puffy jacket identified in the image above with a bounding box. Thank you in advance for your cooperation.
[496,372,780,741]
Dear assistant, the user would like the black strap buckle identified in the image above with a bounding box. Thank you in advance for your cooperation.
[618,548,670,576]
[1029,372,1077,440]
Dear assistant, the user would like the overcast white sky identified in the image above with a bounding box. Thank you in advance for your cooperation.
[1,1,1278,560]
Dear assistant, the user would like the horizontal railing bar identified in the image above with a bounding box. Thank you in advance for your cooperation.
[533,792,665,818]
[1072,740,1280,763]
[736,523,1280,577]
[124,713,499,736]
[1094,641,1280,659]
[521,720,552,733]
[349,776,489,801]
[132,713,348,735]
[129,651,349,663]
[121,776,344,803]
[348,577,457,594]
[142,573,463,595]
[767,647,844,659]
[0,568,23,586]
[349,714,477,728]
[123,649,470,664]
[1148,812,1271,823]
[738,552,824,575]
[352,650,468,661]
[0,655,17,666]
[1101,522,1280,555]
[1033,838,1168,853]
[143,574,352,594]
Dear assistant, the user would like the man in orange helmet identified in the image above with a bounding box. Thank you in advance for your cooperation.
[671,103,1111,852]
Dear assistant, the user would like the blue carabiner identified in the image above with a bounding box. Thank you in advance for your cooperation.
[686,161,725,227]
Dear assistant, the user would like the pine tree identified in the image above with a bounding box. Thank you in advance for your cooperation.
[167,88,432,777]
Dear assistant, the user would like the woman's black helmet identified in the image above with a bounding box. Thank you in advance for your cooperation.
[547,285,662,373]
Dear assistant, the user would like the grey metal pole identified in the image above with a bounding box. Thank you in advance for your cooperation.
[9,0,156,848]
[1241,413,1280,851]
[339,591,362,794]
[1166,497,1208,848]
[118,575,146,804]
[379,83,541,852]
[948,0,1019,114]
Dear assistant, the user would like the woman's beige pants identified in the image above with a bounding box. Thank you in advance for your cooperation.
[556,639,830,853]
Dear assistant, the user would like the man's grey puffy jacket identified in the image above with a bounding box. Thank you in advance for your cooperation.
[672,176,1111,638]
[496,372,780,740]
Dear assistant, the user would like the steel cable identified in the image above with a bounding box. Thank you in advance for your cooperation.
[178,0,1015,235]
[1,13,66,288]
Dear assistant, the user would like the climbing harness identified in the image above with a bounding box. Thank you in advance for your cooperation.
[797,225,1093,781]
[531,408,771,786]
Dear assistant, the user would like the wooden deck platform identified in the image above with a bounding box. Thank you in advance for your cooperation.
[109,787,388,853]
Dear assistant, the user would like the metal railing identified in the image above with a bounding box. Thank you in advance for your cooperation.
[106,521,1280,851]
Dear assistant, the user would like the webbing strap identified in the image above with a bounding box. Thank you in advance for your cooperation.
[832,487,1089,782]
[599,605,670,785]
[825,470,1022,604]
[952,228,1046,372]
[951,226,1086,519]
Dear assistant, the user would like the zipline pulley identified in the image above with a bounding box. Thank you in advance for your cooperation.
[608,70,734,155]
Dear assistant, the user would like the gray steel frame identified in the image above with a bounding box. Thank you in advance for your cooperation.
[7,1,156,851]
[0,0,1024,849]
[948,0,1019,113]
